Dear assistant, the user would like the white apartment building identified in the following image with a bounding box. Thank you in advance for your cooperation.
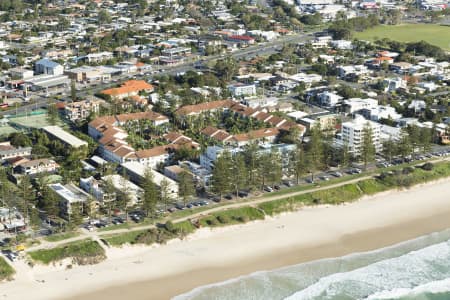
[340,115,382,156]
[228,83,257,97]
[318,91,343,107]
[344,98,378,114]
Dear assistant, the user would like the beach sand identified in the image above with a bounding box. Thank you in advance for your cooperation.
[2,178,450,300]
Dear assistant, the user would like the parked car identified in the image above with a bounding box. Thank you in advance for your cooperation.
[238,191,249,197]
[263,186,273,192]
[330,171,343,177]
[320,176,330,181]
[212,196,221,203]
[224,194,233,200]
[273,185,281,190]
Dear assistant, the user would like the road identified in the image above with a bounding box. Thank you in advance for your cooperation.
[0,32,313,117]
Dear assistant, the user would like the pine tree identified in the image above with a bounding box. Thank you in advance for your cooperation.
[46,103,58,125]
[159,178,172,210]
[230,154,247,197]
[361,123,376,170]
[306,124,324,180]
[19,175,34,225]
[178,169,195,206]
[211,151,232,198]
[290,146,307,184]
[142,168,158,217]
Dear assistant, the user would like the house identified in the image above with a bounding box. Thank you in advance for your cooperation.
[337,65,369,79]
[390,62,413,74]
[49,183,91,220]
[298,113,339,133]
[0,142,31,160]
[408,100,427,113]
[15,159,59,175]
[64,98,104,121]
[383,77,407,92]
[43,126,88,148]
[338,115,382,156]
[101,80,154,100]
[35,58,64,76]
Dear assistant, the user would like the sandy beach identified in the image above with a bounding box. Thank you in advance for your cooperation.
[2,178,450,300]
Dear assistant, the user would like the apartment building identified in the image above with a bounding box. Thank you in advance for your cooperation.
[340,115,382,156]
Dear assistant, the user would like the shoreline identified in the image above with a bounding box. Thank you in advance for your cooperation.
[2,178,450,300]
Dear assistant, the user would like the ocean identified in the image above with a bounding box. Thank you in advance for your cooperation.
[174,228,450,300]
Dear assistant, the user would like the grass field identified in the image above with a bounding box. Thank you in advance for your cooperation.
[0,257,15,281]
[354,24,450,50]
[0,125,18,136]
[44,232,80,242]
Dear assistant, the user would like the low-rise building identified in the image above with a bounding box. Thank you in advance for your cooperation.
[43,126,88,148]
[64,98,104,121]
[49,183,91,220]
[15,159,59,175]
[121,161,179,198]
[35,58,64,76]
[0,142,31,160]
[101,80,154,100]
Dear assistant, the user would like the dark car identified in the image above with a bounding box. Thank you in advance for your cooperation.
[212,196,221,203]
[224,194,233,200]
[238,191,249,197]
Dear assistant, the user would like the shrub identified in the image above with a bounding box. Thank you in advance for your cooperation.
[165,221,175,232]
[217,215,231,224]
[422,162,434,171]
[402,166,415,174]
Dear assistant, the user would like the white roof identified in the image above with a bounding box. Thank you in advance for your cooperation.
[122,161,179,190]
[43,126,88,148]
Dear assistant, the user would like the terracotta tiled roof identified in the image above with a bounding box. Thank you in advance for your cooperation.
[232,128,280,142]
[175,100,235,116]
[101,80,154,97]
[136,145,171,158]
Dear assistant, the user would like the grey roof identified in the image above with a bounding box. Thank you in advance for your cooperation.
[36,58,61,68]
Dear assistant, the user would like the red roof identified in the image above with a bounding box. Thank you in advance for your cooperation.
[229,35,254,41]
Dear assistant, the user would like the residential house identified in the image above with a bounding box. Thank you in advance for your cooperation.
[344,98,378,114]
[15,159,59,175]
[0,142,31,160]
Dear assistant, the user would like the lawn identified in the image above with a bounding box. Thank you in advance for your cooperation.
[0,257,15,281]
[354,24,450,50]
[44,232,80,242]
[28,239,106,265]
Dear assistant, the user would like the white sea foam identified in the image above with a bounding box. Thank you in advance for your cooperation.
[285,241,450,300]
[174,229,450,300]
[365,277,450,299]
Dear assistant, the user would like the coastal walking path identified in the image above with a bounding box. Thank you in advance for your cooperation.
[25,175,374,252]
[25,156,450,253]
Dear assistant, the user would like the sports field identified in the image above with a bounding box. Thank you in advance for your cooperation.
[9,114,60,129]
[354,24,450,50]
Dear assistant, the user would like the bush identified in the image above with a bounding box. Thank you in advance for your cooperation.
[422,162,434,171]
[402,166,415,174]
[165,221,175,232]
[217,215,231,224]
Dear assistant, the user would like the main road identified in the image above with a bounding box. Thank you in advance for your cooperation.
[0,32,314,117]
